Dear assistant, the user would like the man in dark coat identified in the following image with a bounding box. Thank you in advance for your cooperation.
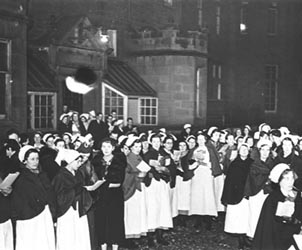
[88,112,109,150]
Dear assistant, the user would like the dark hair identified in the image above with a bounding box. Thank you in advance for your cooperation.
[24,148,39,162]
[129,139,141,149]
[259,131,268,138]
[178,140,188,150]
[20,133,29,145]
[162,135,175,144]
[100,137,116,148]
[127,117,133,122]
[282,137,294,147]
[278,169,297,183]
[6,128,20,138]
[54,138,65,146]
[269,129,281,137]
[4,139,20,152]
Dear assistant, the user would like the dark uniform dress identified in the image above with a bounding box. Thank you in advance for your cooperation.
[252,188,302,250]
[92,153,126,245]
[10,167,56,250]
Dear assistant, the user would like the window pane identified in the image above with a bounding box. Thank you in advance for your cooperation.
[152,99,156,106]
[0,42,8,71]
[152,108,156,115]
[151,117,156,125]
[35,118,39,128]
[146,99,150,106]
[41,96,46,105]
[0,73,6,114]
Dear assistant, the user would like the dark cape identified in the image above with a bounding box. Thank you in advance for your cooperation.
[52,167,92,218]
[221,156,253,205]
[142,147,171,187]
[206,140,223,177]
[123,152,142,201]
[92,152,126,245]
[252,188,302,250]
[244,156,274,197]
[10,167,56,221]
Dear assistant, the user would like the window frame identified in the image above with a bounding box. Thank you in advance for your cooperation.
[267,7,278,36]
[27,91,57,131]
[240,2,248,34]
[138,97,158,126]
[0,39,12,118]
[264,65,278,113]
[102,82,128,120]
[215,5,221,35]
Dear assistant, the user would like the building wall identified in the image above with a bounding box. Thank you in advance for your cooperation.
[129,54,207,127]
[0,1,28,138]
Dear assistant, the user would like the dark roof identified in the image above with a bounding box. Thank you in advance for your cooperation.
[27,51,57,92]
[104,58,156,97]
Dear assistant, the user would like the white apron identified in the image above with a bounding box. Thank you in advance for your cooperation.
[16,205,55,250]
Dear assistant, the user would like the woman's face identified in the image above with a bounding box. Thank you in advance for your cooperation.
[151,137,161,150]
[34,134,41,143]
[131,142,142,155]
[63,135,71,144]
[179,142,187,152]
[25,152,39,171]
[246,137,254,148]
[282,140,293,155]
[279,171,295,193]
[239,145,249,159]
[259,145,270,161]
[236,129,242,137]
[122,145,130,156]
[142,141,149,150]
[46,137,54,148]
[164,139,174,151]
[197,134,206,146]
[243,128,249,136]
[72,113,79,121]
[187,138,196,149]
[56,141,65,150]
[211,131,220,143]
[101,142,114,156]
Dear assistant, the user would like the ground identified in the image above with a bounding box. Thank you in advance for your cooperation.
[119,215,247,250]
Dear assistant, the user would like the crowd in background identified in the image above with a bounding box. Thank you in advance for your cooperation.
[0,108,302,250]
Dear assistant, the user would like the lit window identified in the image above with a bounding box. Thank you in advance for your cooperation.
[268,7,277,35]
[139,98,158,125]
[103,84,125,120]
[240,2,248,34]
[198,0,203,27]
[216,6,221,35]
[27,92,57,130]
[217,83,221,100]
[264,65,278,112]
[0,39,11,116]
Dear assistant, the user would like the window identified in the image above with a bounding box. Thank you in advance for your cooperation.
[198,0,203,27]
[0,39,11,116]
[215,6,221,35]
[27,92,57,130]
[139,98,158,125]
[63,80,83,113]
[268,7,277,35]
[264,65,278,112]
[210,64,222,100]
[103,84,126,119]
[240,2,248,34]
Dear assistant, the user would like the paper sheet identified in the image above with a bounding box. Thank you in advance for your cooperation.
[0,172,20,190]
[275,201,295,217]
[84,179,105,191]
[136,160,151,172]
[293,234,302,249]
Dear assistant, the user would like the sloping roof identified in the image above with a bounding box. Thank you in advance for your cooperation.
[27,51,57,92]
[104,58,156,97]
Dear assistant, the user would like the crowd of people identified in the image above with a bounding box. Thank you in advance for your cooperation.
[0,108,302,250]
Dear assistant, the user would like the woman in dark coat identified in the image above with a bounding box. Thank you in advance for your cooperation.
[10,145,56,250]
[221,143,253,250]
[252,164,302,250]
[92,138,126,250]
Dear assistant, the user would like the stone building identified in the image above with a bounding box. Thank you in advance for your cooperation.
[0,0,28,137]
